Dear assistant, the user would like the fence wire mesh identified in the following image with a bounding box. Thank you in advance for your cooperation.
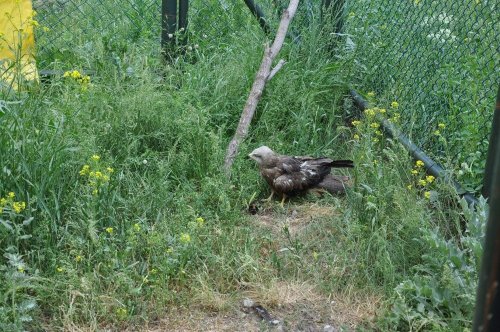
[33,0,499,192]
[343,0,499,191]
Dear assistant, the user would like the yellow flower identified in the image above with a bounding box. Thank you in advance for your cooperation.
[17,266,25,273]
[0,198,7,206]
[438,123,445,129]
[91,154,100,161]
[92,189,98,195]
[373,159,378,165]
[375,130,382,136]
[7,192,15,199]
[42,26,50,32]
[94,171,103,179]
[351,120,361,127]
[133,223,141,232]
[418,179,427,186]
[180,233,191,244]
[312,251,319,260]
[379,108,386,114]
[150,268,158,275]
[353,134,360,140]
[56,266,64,273]
[391,113,401,122]
[196,217,205,226]
[367,91,375,97]
[391,101,399,108]
[116,307,127,319]
[364,108,376,117]
[415,160,425,168]
[434,130,441,136]
[106,167,114,173]
[105,227,114,234]
[12,201,26,213]
[370,122,380,129]
[424,191,431,199]
[166,247,174,254]
[372,138,379,143]
[71,70,81,79]
[75,255,83,263]
[407,184,412,190]
[426,175,435,183]
[411,169,418,175]
[79,165,90,176]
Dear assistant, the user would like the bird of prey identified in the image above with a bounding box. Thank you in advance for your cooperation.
[249,146,354,206]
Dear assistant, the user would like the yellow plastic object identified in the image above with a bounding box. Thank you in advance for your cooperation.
[0,0,39,90]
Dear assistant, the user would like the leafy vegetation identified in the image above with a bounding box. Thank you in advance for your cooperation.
[0,1,489,331]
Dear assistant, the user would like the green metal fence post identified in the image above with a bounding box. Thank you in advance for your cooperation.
[482,85,500,199]
[473,85,500,331]
[161,0,178,60]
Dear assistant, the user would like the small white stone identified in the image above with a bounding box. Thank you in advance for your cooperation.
[242,298,254,308]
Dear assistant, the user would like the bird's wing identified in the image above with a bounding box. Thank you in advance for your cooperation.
[272,156,330,193]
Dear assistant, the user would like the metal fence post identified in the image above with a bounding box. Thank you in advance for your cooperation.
[161,0,178,60]
[482,85,500,199]
[243,0,270,35]
[473,85,500,331]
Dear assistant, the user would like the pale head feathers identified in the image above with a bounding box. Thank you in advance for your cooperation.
[248,146,276,165]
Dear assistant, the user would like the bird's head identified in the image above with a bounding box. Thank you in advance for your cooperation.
[248,146,275,165]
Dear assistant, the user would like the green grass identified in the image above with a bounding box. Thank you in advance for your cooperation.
[0,1,487,331]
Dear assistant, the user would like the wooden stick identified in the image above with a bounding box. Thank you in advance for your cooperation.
[267,59,286,81]
[223,0,300,176]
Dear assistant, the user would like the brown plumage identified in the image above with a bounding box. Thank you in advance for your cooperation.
[249,146,353,205]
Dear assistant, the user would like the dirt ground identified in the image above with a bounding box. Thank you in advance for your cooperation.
[140,202,380,332]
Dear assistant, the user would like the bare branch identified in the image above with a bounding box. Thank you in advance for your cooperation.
[267,59,287,82]
[223,0,300,176]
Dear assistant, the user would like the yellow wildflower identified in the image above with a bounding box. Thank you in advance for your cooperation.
[375,130,382,136]
[80,165,90,176]
[105,227,114,234]
[391,101,399,109]
[150,268,158,275]
[353,134,360,140]
[391,113,401,122]
[367,91,375,97]
[56,266,64,273]
[411,169,418,175]
[0,198,7,206]
[106,167,114,173]
[75,255,83,263]
[196,217,205,226]
[407,184,412,190]
[166,247,174,254]
[370,122,380,129]
[133,223,141,232]
[438,123,445,129]
[7,192,15,199]
[379,108,386,114]
[372,138,379,143]
[17,266,25,273]
[71,70,81,79]
[116,308,127,319]
[92,189,98,195]
[351,120,361,127]
[434,130,441,136]
[364,108,376,117]
[12,201,26,213]
[94,171,103,179]
[91,154,100,161]
[424,191,431,199]
[180,233,191,244]
[415,160,425,168]
[418,179,427,186]
[426,175,436,183]
[42,26,50,32]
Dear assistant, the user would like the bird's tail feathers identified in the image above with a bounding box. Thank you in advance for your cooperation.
[329,160,354,168]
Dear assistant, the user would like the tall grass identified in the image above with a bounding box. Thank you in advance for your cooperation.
[0,1,487,330]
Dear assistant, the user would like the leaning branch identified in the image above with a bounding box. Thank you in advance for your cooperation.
[223,0,300,176]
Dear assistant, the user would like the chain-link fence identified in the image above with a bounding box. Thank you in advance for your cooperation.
[33,0,499,191]
[342,0,499,191]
